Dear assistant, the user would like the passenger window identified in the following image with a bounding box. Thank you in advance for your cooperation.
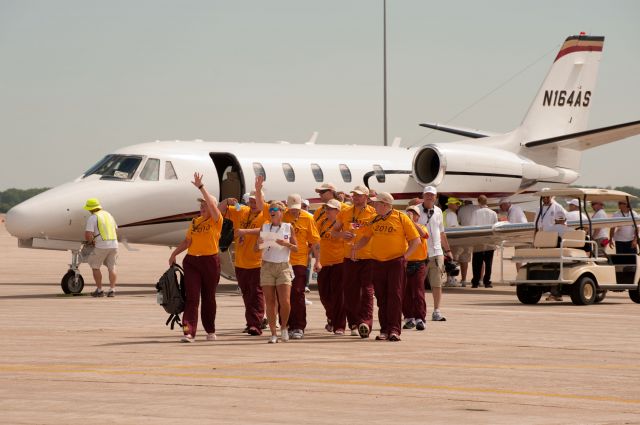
[339,164,352,183]
[311,163,323,182]
[165,161,178,180]
[253,162,266,180]
[282,163,295,182]
[140,158,160,181]
[373,164,385,183]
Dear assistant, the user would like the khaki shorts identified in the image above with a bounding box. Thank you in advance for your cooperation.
[260,261,293,287]
[88,247,118,271]
[426,256,444,288]
[453,246,472,263]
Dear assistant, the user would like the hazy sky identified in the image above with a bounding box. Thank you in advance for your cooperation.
[1,0,639,190]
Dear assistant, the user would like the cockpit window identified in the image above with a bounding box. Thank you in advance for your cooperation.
[84,154,143,180]
[139,158,160,181]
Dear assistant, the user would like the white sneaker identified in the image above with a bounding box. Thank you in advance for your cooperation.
[268,335,278,344]
[460,281,467,287]
[305,298,313,305]
[281,329,289,342]
[304,286,311,293]
[432,310,446,322]
[350,328,359,336]
[206,333,217,341]
[180,335,195,343]
[291,329,304,339]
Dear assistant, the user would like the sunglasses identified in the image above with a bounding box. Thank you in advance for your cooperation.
[269,207,281,213]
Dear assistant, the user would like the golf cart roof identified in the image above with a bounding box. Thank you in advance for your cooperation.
[533,188,637,202]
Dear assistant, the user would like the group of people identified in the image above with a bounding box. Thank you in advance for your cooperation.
[81,177,639,344]
[165,174,458,343]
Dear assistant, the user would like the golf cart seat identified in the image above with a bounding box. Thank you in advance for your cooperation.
[514,230,591,259]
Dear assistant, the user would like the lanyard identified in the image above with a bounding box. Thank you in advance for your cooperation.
[371,210,393,224]
[319,218,336,238]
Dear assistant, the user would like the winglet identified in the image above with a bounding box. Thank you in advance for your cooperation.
[305,131,319,145]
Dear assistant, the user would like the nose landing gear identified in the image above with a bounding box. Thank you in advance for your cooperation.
[61,249,85,294]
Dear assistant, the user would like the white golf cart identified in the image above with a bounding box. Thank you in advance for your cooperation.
[510,188,640,305]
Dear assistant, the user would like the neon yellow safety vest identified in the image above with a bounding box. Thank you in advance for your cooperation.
[94,210,118,241]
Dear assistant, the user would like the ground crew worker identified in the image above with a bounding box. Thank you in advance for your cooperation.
[316,199,346,334]
[283,193,321,340]
[418,186,452,322]
[168,172,223,343]
[566,199,588,222]
[219,176,267,336]
[402,205,429,331]
[353,192,420,342]
[331,185,377,338]
[83,198,119,297]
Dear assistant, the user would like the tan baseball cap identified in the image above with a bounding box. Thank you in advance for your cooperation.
[406,205,421,215]
[325,199,341,210]
[370,191,394,204]
[315,183,336,193]
[287,193,302,209]
[351,185,370,196]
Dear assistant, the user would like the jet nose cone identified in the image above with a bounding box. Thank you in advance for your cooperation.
[5,203,32,239]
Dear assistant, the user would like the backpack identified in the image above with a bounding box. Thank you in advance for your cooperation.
[155,264,185,330]
[219,218,235,252]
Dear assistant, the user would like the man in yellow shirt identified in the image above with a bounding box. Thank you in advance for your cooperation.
[219,176,267,336]
[316,199,346,334]
[354,192,420,342]
[284,193,321,339]
[331,185,376,338]
[402,205,429,331]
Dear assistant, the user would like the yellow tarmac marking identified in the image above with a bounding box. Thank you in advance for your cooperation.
[1,363,639,405]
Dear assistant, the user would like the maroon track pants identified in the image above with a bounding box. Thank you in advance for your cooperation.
[288,265,308,331]
[342,258,374,330]
[317,263,346,332]
[235,267,265,333]
[182,254,220,337]
[402,262,427,322]
[372,257,406,336]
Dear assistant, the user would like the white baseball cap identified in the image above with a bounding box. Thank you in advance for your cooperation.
[287,193,302,209]
[566,199,580,207]
[302,199,310,207]
[351,185,370,196]
[423,186,437,195]
[370,192,394,204]
[325,199,341,210]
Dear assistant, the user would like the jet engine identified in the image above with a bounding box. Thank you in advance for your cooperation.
[412,143,563,196]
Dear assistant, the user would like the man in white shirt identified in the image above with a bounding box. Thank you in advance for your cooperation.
[83,198,119,297]
[499,199,528,224]
[418,186,453,321]
[534,190,567,231]
[590,200,608,257]
[470,195,498,288]
[609,200,640,254]
[565,199,588,222]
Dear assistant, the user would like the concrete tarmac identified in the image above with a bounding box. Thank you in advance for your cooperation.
[0,217,639,424]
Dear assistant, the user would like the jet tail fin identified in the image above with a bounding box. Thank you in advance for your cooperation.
[520,35,604,142]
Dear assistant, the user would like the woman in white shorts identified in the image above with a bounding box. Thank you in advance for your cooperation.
[256,201,298,343]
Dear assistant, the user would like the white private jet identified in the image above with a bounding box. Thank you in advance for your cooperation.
[6,34,640,293]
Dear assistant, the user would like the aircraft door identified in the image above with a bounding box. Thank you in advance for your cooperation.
[209,153,245,201]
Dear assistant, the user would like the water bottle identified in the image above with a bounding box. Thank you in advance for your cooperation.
[235,202,242,211]
[156,292,163,305]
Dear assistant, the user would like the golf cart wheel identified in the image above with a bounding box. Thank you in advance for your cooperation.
[570,275,597,305]
[629,288,640,304]
[594,290,607,304]
[61,270,84,295]
[516,285,543,304]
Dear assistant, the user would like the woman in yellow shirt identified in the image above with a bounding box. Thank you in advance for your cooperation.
[169,172,223,343]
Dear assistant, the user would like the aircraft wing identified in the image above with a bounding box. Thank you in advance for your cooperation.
[445,217,638,249]
[523,119,640,150]
[419,122,498,139]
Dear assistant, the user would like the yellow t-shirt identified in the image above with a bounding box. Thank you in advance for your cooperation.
[186,215,223,256]
[407,223,429,261]
[363,210,420,261]
[284,209,320,267]
[337,204,376,260]
[313,201,348,222]
[316,215,344,266]
[225,204,268,269]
